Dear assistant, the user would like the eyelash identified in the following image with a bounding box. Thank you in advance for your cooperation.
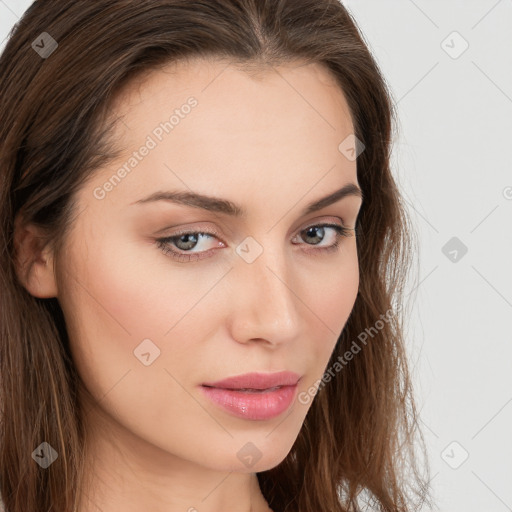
[155,223,355,263]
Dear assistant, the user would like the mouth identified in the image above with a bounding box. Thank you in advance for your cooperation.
[199,372,301,421]
[201,385,284,393]
[201,370,301,391]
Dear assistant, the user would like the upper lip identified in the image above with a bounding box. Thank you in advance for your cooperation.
[202,371,301,390]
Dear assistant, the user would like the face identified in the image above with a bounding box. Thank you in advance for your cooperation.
[54,57,362,475]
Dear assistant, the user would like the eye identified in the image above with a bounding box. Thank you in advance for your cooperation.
[156,229,224,263]
[292,223,353,255]
[155,223,355,263]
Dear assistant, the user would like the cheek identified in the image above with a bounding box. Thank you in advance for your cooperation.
[56,235,228,396]
[303,247,359,364]
[56,239,229,451]
[63,232,220,337]
[307,242,359,330]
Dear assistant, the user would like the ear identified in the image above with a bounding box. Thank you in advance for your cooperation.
[13,214,58,298]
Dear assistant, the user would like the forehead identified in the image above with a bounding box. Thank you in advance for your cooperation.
[108,56,354,150]
[84,57,358,218]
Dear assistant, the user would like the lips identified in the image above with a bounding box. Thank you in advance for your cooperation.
[201,371,301,391]
[199,373,300,420]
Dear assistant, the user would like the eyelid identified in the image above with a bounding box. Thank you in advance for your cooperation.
[298,215,348,230]
[156,216,349,241]
[163,224,223,239]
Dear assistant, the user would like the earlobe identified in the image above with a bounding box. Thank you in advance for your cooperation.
[13,216,58,298]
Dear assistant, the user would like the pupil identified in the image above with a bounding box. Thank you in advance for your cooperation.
[177,233,198,250]
[304,226,324,245]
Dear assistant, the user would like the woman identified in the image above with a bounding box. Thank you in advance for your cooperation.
[0,1,433,511]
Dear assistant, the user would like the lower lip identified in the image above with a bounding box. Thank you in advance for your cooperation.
[199,384,298,420]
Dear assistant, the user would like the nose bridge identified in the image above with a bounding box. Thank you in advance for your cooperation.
[229,241,302,343]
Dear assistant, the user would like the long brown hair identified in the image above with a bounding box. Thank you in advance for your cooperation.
[0,1,432,511]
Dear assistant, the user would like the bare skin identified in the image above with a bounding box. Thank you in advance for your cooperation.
[15,57,362,512]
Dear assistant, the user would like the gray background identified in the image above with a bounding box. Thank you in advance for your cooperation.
[1,1,511,511]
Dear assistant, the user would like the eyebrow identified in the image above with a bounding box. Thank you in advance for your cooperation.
[131,182,363,217]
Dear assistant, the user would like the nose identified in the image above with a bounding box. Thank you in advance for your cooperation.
[226,248,304,347]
